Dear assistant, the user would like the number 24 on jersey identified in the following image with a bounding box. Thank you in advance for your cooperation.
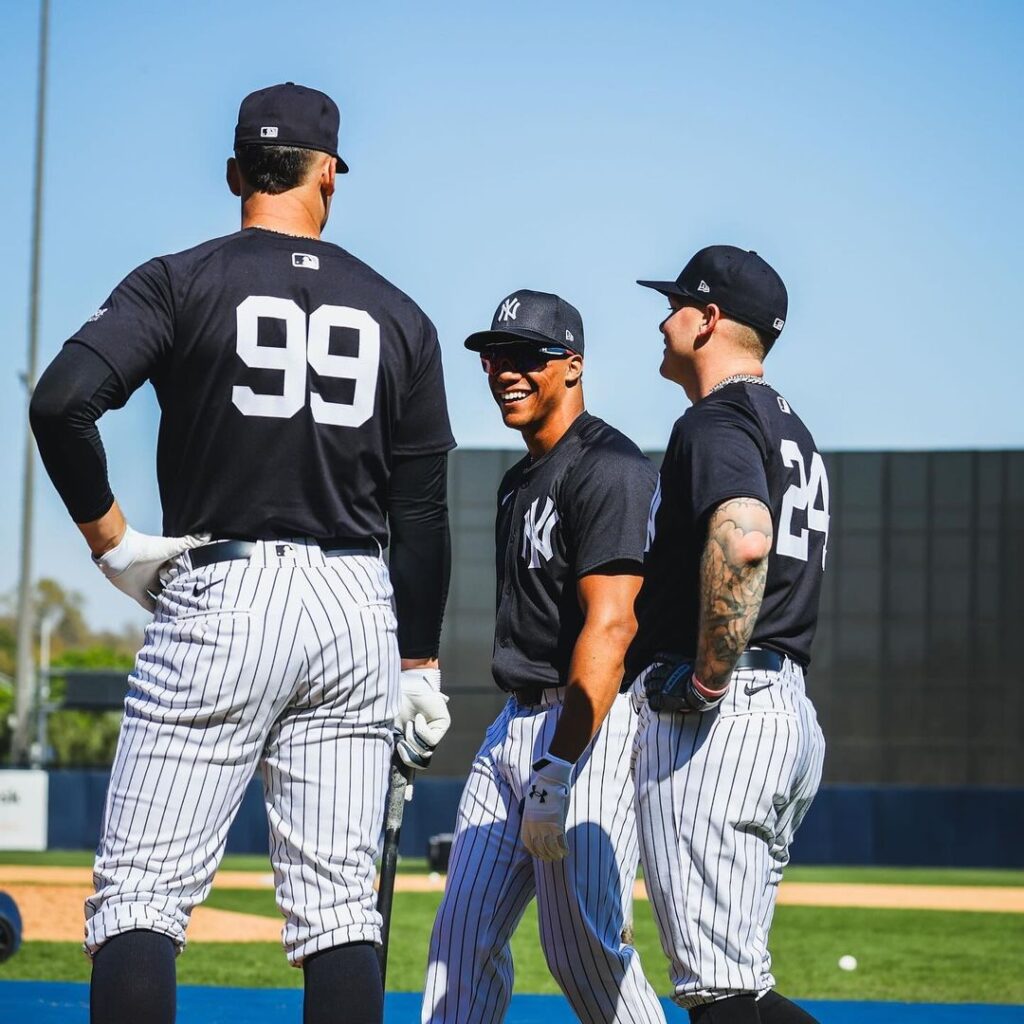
[777,439,829,569]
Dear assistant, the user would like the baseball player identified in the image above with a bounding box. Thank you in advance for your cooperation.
[628,246,826,1024]
[29,83,454,1024]
[422,291,666,1024]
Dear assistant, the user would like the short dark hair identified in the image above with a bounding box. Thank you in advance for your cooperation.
[234,145,320,194]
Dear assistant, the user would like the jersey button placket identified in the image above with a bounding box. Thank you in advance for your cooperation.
[497,476,527,653]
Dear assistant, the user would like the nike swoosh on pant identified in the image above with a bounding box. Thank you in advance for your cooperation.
[192,579,224,597]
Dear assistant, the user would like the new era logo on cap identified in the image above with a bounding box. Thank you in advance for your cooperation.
[697,280,711,293]
[260,126,278,138]
[292,253,319,270]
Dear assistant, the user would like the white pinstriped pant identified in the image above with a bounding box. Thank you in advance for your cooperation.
[632,658,825,1008]
[85,539,399,964]
[422,689,665,1024]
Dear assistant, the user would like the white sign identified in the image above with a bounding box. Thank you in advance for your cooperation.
[0,770,48,851]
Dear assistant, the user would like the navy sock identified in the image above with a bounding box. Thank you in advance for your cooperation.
[90,929,176,1024]
[303,941,383,1024]
[758,991,820,1024]
[689,995,760,1023]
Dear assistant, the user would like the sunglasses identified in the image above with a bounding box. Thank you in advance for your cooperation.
[479,343,575,375]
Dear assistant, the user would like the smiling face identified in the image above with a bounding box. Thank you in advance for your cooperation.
[481,342,583,434]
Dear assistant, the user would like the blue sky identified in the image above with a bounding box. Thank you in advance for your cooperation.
[2,0,1022,629]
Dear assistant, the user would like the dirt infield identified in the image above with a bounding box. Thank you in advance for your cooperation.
[2,865,1021,944]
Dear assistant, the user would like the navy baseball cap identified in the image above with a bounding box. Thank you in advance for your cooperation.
[234,82,349,173]
[464,290,584,353]
[638,245,788,338]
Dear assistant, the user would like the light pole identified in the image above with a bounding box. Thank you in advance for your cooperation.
[12,0,51,764]
[32,609,61,769]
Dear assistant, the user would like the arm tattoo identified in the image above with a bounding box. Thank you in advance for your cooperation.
[696,497,773,689]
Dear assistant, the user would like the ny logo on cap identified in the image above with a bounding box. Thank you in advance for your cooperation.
[499,297,521,322]
[697,280,711,294]
[260,126,279,138]
[292,253,320,270]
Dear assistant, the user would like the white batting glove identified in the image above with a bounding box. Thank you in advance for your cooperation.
[521,754,573,862]
[394,668,451,770]
[93,525,207,613]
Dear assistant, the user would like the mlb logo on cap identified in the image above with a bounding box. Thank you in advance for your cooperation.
[235,82,349,173]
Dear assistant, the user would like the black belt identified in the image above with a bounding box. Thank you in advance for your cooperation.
[189,538,377,570]
[734,648,786,672]
[508,684,562,707]
[630,647,787,684]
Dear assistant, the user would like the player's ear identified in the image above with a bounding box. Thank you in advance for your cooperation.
[698,303,721,340]
[319,154,336,198]
[564,353,583,386]
[226,157,242,197]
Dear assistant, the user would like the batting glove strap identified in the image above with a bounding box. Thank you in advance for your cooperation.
[521,753,573,862]
[645,657,729,713]
[685,673,729,713]
[394,669,451,771]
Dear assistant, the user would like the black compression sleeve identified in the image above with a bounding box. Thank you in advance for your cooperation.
[29,341,126,523]
[388,452,451,660]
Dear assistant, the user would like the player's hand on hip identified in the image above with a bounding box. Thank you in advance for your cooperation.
[394,667,451,770]
[521,754,573,862]
[93,525,207,612]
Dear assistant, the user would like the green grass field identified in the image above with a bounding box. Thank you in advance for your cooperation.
[1,853,1022,1004]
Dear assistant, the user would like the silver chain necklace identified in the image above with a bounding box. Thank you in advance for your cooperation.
[708,374,771,395]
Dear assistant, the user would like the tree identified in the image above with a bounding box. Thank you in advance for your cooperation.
[1,579,142,764]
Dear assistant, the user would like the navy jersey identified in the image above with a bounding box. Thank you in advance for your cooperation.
[630,381,829,673]
[492,412,658,693]
[71,228,455,541]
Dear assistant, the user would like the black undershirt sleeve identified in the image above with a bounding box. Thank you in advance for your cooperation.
[388,452,451,660]
[29,341,127,524]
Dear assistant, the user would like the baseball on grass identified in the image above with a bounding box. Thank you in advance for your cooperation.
[429,871,441,883]
[838,954,858,971]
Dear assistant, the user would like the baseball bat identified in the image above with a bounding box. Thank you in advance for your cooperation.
[376,758,414,987]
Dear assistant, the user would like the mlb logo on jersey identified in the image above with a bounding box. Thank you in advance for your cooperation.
[292,253,320,270]
[260,126,279,138]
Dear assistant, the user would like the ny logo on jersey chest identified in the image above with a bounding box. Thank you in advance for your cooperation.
[521,496,559,569]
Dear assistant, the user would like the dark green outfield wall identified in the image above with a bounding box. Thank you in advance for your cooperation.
[436,449,1024,786]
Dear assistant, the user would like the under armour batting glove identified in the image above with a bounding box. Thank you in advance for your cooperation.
[93,525,207,613]
[394,668,451,770]
[521,753,573,862]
